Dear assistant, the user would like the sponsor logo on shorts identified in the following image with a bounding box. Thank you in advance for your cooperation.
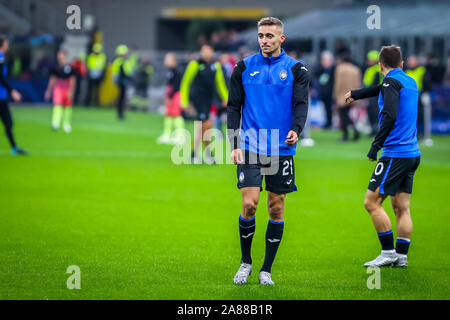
[239,172,245,183]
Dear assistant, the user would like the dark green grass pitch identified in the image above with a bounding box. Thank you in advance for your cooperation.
[0,106,449,299]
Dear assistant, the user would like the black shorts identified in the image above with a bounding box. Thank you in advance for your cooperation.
[237,151,297,194]
[368,156,420,196]
[192,98,212,121]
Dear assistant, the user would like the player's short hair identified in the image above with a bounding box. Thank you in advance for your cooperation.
[379,45,402,68]
[257,17,284,34]
[201,43,214,50]
[0,35,7,48]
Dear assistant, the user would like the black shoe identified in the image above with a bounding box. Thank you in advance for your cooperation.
[353,130,360,141]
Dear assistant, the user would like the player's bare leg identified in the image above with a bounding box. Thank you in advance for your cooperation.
[191,120,203,163]
[234,187,260,285]
[391,192,412,267]
[363,188,398,267]
[202,119,215,164]
[259,192,285,285]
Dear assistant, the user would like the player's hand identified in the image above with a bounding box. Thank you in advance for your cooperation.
[11,89,22,102]
[44,89,51,101]
[285,130,298,146]
[344,91,354,104]
[231,148,244,165]
[367,148,377,161]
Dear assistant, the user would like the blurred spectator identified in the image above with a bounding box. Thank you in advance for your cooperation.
[237,46,249,61]
[333,48,361,142]
[85,43,106,107]
[210,29,244,53]
[37,54,52,77]
[423,53,445,92]
[406,55,426,91]
[314,51,335,129]
[363,50,383,136]
[288,51,299,60]
[112,44,132,120]
[71,53,87,106]
[219,53,235,80]
[444,52,450,86]
[406,55,426,134]
[130,55,154,111]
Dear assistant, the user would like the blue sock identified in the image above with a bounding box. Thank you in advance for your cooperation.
[396,237,411,255]
[377,230,394,251]
[261,220,284,273]
[239,214,255,265]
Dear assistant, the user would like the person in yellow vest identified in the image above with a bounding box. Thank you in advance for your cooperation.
[85,43,107,107]
[112,44,131,120]
[363,50,383,136]
[126,45,139,78]
[406,55,426,135]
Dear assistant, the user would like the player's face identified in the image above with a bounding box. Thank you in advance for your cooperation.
[1,40,9,52]
[57,51,68,65]
[258,25,285,56]
[164,53,176,68]
[200,45,214,62]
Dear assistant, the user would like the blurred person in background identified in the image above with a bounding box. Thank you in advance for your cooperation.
[180,43,228,164]
[85,43,106,107]
[314,51,335,129]
[423,53,445,91]
[444,52,450,86]
[130,55,154,112]
[126,45,139,77]
[112,44,132,120]
[0,35,27,155]
[363,50,383,136]
[71,53,87,106]
[333,48,361,142]
[405,55,425,134]
[157,53,185,145]
[45,49,76,133]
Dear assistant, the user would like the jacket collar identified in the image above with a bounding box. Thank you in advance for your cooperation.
[258,48,286,63]
[385,68,402,78]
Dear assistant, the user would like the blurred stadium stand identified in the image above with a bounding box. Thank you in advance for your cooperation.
[0,0,449,133]
[240,4,450,66]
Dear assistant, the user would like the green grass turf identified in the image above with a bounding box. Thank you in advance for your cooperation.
[1,106,449,300]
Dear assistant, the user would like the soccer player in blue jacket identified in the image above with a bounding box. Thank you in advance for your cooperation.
[227,17,309,285]
[345,45,421,268]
